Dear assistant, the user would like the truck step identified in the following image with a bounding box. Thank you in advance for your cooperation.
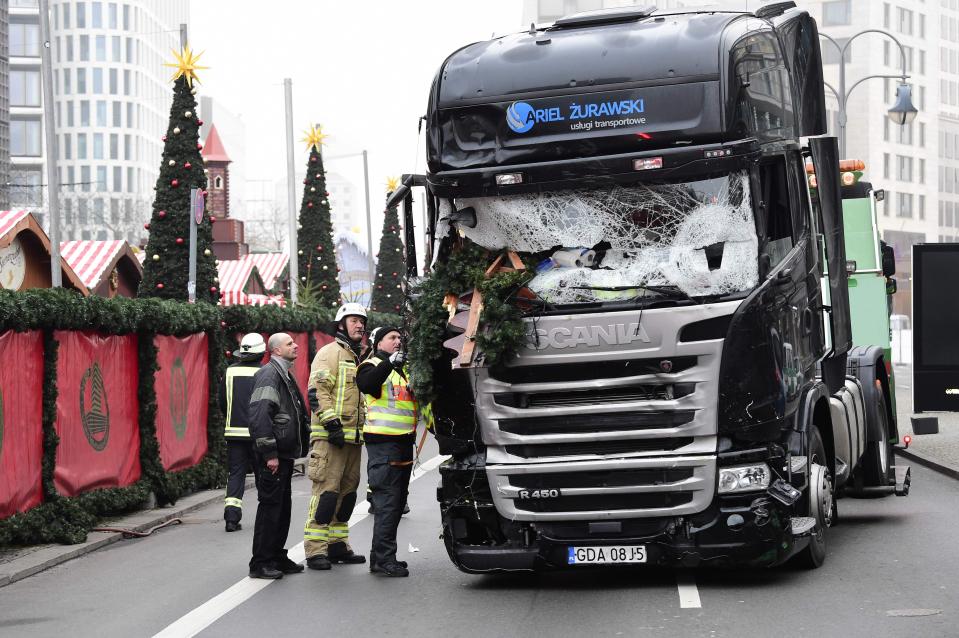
[790,517,816,536]
[894,465,911,496]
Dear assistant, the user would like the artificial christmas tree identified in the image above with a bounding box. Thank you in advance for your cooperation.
[370,178,406,314]
[295,126,341,308]
[139,47,217,302]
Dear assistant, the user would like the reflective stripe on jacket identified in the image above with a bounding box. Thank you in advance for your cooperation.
[360,356,417,437]
[309,337,364,442]
[223,363,260,439]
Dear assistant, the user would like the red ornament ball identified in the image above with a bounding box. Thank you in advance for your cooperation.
[171,179,179,187]
[184,162,192,169]
[158,210,166,218]
[325,191,330,196]
[197,143,203,150]
[209,216,216,223]
[220,321,226,328]
[377,285,383,290]
[156,283,164,290]
[303,179,308,184]
[391,272,397,276]
[321,285,328,290]
[162,135,167,142]
[210,286,217,293]
[176,237,184,245]
[144,223,150,230]
[198,119,204,126]
[310,156,317,163]
[307,202,313,208]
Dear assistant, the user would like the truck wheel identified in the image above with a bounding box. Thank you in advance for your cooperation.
[796,426,834,569]
[861,389,893,487]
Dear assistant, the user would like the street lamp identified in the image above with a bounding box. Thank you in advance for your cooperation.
[819,29,919,158]
[323,150,374,286]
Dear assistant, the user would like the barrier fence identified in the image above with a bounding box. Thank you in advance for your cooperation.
[0,289,398,545]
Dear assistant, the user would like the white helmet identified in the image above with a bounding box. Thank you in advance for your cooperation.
[234,332,265,358]
[335,302,368,323]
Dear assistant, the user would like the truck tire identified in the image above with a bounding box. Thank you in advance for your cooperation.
[861,389,893,487]
[795,426,834,569]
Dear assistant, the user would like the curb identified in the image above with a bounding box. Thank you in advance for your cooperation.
[0,484,243,589]
[894,447,959,482]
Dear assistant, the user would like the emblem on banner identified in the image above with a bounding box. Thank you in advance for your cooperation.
[80,363,110,451]
[170,357,188,439]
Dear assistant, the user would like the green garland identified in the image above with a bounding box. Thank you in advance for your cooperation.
[408,241,532,404]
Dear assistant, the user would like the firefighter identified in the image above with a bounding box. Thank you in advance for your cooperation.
[218,333,265,532]
[303,303,368,570]
[357,326,417,577]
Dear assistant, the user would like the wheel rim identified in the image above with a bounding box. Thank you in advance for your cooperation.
[810,463,834,531]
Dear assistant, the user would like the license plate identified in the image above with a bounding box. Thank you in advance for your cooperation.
[567,545,647,565]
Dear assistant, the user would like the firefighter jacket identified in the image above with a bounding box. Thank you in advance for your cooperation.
[357,352,418,444]
[249,358,310,460]
[218,360,261,439]
[309,336,365,443]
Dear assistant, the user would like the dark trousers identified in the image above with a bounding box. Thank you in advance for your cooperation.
[225,439,259,523]
[249,455,294,570]
[367,440,413,567]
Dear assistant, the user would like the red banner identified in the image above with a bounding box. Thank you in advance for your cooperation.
[154,334,209,472]
[0,330,44,519]
[54,331,140,497]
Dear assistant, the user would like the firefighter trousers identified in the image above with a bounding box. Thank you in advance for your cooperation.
[304,440,362,558]
[224,439,258,523]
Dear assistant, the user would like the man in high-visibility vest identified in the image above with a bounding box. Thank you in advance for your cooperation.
[218,333,265,532]
[357,326,417,577]
[303,303,368,570]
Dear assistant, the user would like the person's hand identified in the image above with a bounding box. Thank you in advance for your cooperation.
[389,351,407,368]
[326,419,345,449]
[267,458,279,474]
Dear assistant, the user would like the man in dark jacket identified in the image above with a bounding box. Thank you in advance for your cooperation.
[218,333,265,532]
[248,333,310,579]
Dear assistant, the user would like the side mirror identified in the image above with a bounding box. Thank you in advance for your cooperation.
[881,241,896,277]
[886,277,897,295]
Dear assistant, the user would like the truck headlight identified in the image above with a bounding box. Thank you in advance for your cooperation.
[718,464,771,494]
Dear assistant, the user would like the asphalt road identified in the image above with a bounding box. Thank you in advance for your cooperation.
[0,447,956,638]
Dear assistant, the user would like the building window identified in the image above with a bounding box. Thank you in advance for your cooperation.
[10,70,41,107]
[897,155,914,181]
[94,134,104,160]
[920,158,926,184]
[97,100,107,126]
[897,7,914,36]
[77,69,87,94]
[63,68,72,95]
[897,192,914,218]
[884,153,891,179]
[93,68,103,94]
[113,167,122,192]
[884,2,890,29]
[11,119,43,157]
[92,2,103,28]
[9,169,43,207]
[214,175,224,189]
[97,168,107,192]
[112,36,121,62]
[64,134,72,160]
[9,21,41,57]
[80,35,90,61]
[109,2,118,29]
[110,134,118,159]
[63,3,71,28]
[78,133,87,159]
[81,101,91,126]
[96,36,106,62]
[123,4,130,30]
[65,35,73,62]
[920,194,926,220]
[822,1,852,27]
[67,101,74,126]
[76,2,87,28]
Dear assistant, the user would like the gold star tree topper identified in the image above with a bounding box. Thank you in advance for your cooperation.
[386,176,400,193]
[164,46,208,87]
[302,125,327,152]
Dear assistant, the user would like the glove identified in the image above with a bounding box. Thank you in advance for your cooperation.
[389,351,407,368]
[325,419,345,449]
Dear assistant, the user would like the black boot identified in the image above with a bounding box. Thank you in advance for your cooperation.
[329,542,366,564]
[225,521,242,532]
[370,561,409,577]
[249,565,283,579]
[307,555,332,570]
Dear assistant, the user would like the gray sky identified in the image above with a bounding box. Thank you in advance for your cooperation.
[190,0,524,250]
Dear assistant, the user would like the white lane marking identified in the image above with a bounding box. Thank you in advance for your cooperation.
[676,573,702,609]
[153,454,448,638]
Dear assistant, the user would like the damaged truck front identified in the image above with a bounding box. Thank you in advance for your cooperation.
[401,3,906,572]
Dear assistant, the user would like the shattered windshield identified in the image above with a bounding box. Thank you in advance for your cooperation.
[447,171,758,303]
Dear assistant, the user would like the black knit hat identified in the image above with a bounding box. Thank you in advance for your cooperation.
[369,326,401,352]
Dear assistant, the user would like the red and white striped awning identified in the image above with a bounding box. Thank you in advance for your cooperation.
[217,258,254,294]
[246,253,288,291]
[219,290,286,307]
[60,240,127,290]
[0,210,31,239]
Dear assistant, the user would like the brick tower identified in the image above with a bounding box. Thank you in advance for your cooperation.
[202,125,247,260]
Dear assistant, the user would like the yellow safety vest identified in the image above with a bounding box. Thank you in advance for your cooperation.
[224,365,258,439]
[362,358,418,437]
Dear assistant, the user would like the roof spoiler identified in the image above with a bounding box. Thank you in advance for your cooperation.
[551,5,656,29]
